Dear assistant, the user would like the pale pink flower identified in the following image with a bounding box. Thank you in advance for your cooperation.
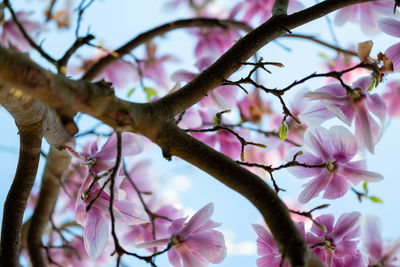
[300,77,387,153]
[67,132,143,175]
[289,126,383,203]
[362,215,400,267]
[124,205,182,251]
[230,0,303,24]
[136,203,226,267]
[190,109,241,159]
[322,52,368,84]
[69,52,138,89]
[382,80,400,117]
[378,18,400,72]
[335,0,394,35]
[252,222,305,267]
[138,42,177,89]
[75,175,148,258]
[306,212,366,267]
[0,12,43,52]
[171,57,238,110]
[191,28,240,60]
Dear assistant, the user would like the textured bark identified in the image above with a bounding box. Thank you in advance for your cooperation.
[0,123,42,266]
[27,147,70,267]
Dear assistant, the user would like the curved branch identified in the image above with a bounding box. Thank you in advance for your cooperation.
[0,122,43,266]
[149,121,323,266]
[27,147,70,267]
[82,18,252,81]
[281,33,357,56]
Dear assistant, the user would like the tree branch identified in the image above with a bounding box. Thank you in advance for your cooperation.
[0,122,43,266]
[82,18,252,81]
[27,147,71,267]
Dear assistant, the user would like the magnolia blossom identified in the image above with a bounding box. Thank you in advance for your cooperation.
[171,57,237,109]
[362,215,400,267]
[307,212,366,267]
[191,28,240,60]
[289,126,383,203]
[75,175,148,258]
[190,108,242,159]
[334,0,394,35]
[0,12,43,52]
[382,80,400,117]
[252,222,305,267]
[300,77,387,154]
[136,203,226,267]
[67,132,143,175]
[230,0,303,24]
[378,18,400,72]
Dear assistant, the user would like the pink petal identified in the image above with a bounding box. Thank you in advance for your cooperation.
[180,203,214,239]
[185,231,226,263]
[322,175,351,199]
[97,132,143,160]
[177,243,208,267]
[113,200,149,224]
[311,214,335,236]
[84,208,109,258]
[252,224,276,251]
[171,70,197,83]
[367,93,387,126]
[329,126,357,161]
[299,103,335,126]
[168,248,183,267]
[378,18,400,38]
[362,215,383,260]
[323,102,353,125]
[305,127,333,161]
[135,238,170,249]
[288,151,323,178]
[355,102,375,153]
[385,42,400,72]
[299,169,332,203]
[336,163,383,183]
[334,6,356,26]
[331,211,361,240]
[179,108,202,129]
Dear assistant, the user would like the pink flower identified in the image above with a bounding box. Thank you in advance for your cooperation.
[191,28,240,60]
[67,132,143,175]
[382,80,400,117]
[362,215,400,267]
[378,18,400,72]
[0,12,44,52]
[138,42,177,89]
[306,212,366,267]
[289,126,383,203]
[230,0,303,24]
[171,57,237,109]
[300,77,387,153]
[75,175,148,258]
[136,203,226,267]
[252,222,305,267]
[335,0,393,35]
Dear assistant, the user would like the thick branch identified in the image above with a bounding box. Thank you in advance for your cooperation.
[149,121,323,267]
[27,147,70,267]
[0,123,43,266]
[82,18,252,81]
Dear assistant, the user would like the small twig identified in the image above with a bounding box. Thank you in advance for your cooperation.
[4,0,57,65]
[75,0,96,37]
[45,0,58,21]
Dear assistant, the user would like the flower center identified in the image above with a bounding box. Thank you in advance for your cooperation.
[326,160,336,173]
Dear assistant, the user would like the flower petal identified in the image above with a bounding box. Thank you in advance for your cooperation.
[84,208,109,258]
[385,42,400,72]
[322,175,351,199]
[378,18,400,38]
[331,211,361,240]
[299,169,332,203]
[180,203,214,239]
[362,215,383,260]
